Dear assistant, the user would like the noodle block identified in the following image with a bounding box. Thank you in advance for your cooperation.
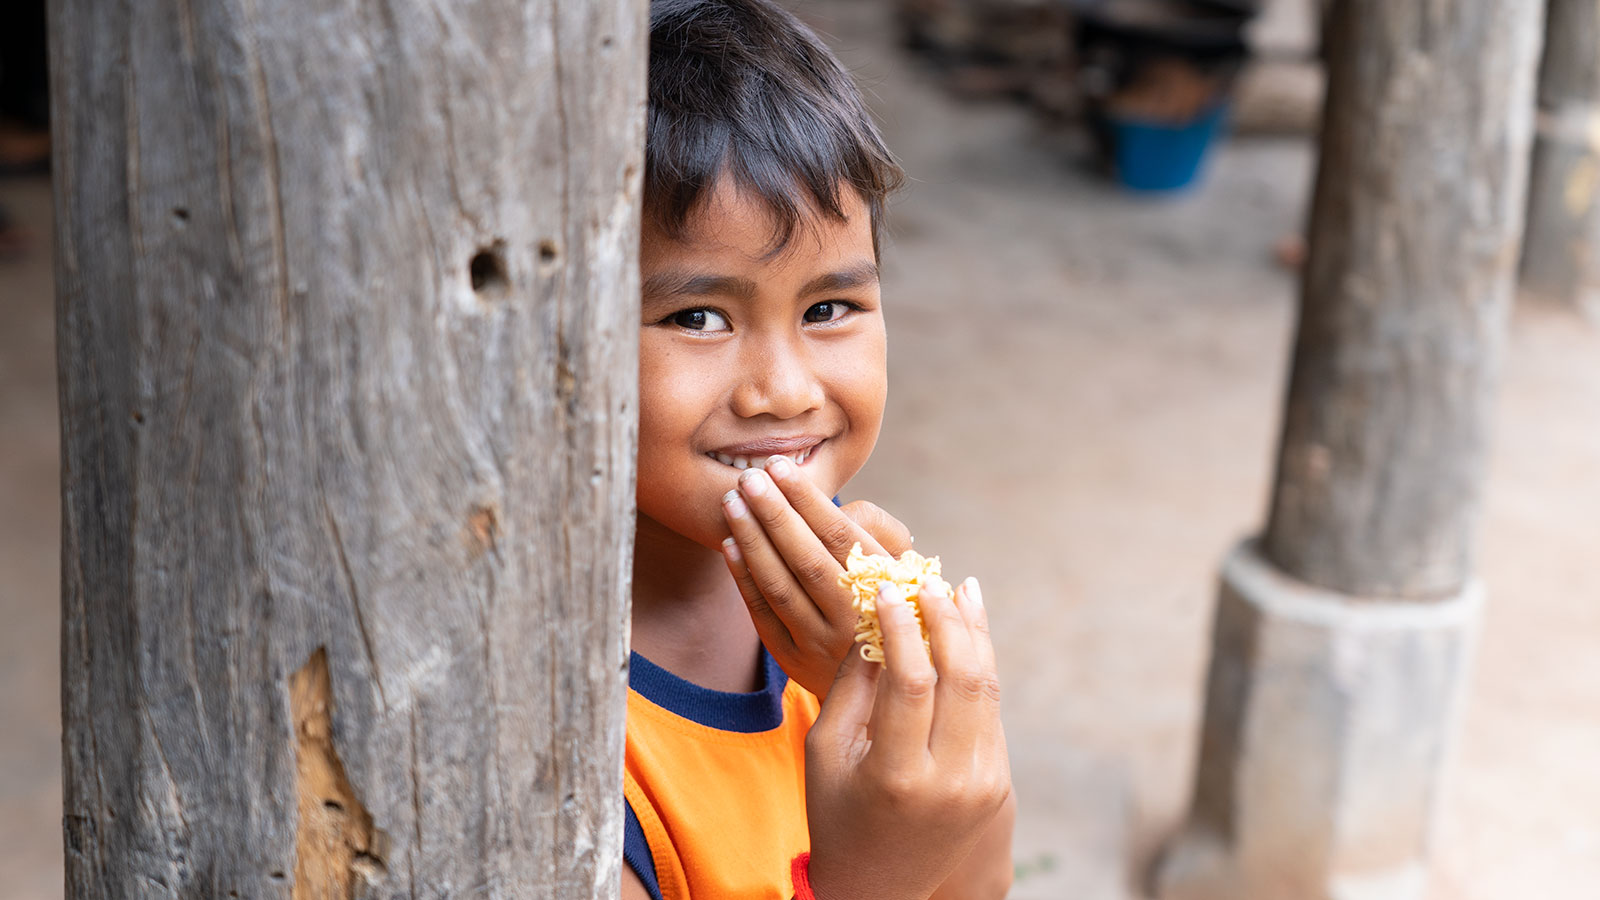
[838,542,951,663]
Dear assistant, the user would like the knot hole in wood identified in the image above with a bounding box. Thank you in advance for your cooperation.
[469,242,509,296]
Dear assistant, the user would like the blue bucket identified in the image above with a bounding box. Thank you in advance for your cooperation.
[1108,103,1230,193]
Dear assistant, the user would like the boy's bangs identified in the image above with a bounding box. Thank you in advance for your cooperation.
[646,114,895,258]
[644,0,903,257]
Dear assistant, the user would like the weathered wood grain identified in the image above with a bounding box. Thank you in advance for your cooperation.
[1520,0,1600,318]
[52,1,645,896]
[1262,0,1543,599]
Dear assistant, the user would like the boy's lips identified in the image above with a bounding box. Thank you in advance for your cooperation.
[705,436,826,471]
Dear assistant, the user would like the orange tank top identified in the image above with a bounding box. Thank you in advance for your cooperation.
[622,650,821,900]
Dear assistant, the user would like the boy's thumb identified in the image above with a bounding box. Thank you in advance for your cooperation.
[841,501,913,558]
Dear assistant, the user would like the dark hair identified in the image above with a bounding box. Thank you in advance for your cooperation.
[646,0,904,257]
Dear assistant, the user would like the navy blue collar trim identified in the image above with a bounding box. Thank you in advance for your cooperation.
[628,648,789,733]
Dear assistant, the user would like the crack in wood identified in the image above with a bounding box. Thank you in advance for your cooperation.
[290,648,387,899]
[319,489,386,707]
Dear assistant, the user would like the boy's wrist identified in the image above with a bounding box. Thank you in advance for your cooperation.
[790,851,815,900]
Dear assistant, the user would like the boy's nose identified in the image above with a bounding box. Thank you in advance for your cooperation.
[732,343,825,420]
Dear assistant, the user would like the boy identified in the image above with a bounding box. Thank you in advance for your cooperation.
[624,2,1015,898]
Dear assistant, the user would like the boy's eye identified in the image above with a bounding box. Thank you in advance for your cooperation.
[668,308,730,332]
[803,301,850,324]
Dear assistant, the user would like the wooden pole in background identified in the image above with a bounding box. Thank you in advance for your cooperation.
[52,0,645,896]
[1262,0,1541,600]
[1158,1,1544,897]
[1521,0,1600,320]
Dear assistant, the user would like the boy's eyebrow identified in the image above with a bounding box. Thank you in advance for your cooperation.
[797,261,879,297]
[642,261,880,304]
[643,272,760,303]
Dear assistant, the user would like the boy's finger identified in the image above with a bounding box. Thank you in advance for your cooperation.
[924,581,997,756]
[954,577,997,675]
[763,455,888,561]
[809,642,878,755]
[724,487,828,638]
[867,584,937,771]
[951,578,1007,762]
[721,536,798,660]
[923,581,977,678]
[737,467,854,619]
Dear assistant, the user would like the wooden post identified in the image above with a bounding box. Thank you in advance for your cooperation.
[52,1,645,897]
[1157,1,1543,898]
[1521,0,1600,319]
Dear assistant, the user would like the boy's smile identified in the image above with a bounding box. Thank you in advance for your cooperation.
[703,434,822,471]
[637,178,887,551]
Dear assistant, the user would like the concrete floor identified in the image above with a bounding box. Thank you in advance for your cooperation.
[3,2,1598,898]
[1,174,62,900]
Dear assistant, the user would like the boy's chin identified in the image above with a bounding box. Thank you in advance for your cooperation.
[637,452,862,552]
[635,502,729,548]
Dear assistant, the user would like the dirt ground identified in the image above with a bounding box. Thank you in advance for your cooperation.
[3,2,1597,898]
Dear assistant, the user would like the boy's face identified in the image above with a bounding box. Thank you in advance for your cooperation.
[637,180,887,550]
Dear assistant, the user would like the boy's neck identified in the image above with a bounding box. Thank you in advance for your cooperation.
[630,515,764,694]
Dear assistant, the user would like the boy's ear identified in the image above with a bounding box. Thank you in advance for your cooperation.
[840,500,912,558]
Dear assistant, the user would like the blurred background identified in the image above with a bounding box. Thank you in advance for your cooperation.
[3,0,1597,898]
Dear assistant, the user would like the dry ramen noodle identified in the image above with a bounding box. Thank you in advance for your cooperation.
[839,542,952,663]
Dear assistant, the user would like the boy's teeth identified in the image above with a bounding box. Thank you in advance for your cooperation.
[706,447,816,469]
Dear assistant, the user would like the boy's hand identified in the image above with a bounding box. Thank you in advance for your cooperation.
[803,578,1011,900]
[720,455,911,698]
[837,499,914,559]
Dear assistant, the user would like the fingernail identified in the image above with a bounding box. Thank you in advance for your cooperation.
[739,467,768,497]
[921,580,949,599]
[723,489,747,518]
[878,583,904,607]
[964,577,983,607]
[765,455,792,480]
[722,536,742,562]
